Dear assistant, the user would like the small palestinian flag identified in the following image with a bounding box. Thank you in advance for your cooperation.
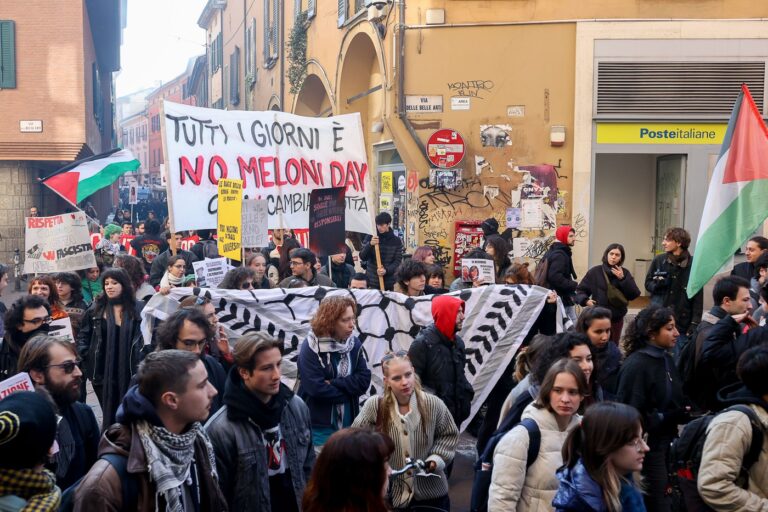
[688,84,768,297]
[41,148,140,204]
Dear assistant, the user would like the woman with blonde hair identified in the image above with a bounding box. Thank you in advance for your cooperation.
[297,296,371,448]
[352,350,458,511]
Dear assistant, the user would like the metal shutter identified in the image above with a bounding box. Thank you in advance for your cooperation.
[596,61,766,117]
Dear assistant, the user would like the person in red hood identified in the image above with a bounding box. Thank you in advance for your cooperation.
[408,295,475,430]
[542,225,579,324]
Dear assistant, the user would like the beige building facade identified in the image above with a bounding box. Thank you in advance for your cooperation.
[195,0,768,280]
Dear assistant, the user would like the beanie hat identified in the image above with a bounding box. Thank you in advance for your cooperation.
[103,224,122,239]
[481,218,499,236]
[0,391,57,469]
[555,226,574,245]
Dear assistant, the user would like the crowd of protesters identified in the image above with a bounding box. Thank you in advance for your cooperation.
[1,211,768,512]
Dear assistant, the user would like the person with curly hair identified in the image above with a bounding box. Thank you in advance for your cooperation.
[297,296,371,448]
[28,275,68,320]
[54,272,88,334]
[218,266,257,290]
[393,258,429,296]
[617,304,691,512]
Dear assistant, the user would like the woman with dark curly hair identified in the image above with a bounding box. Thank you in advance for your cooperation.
[393,258,428,296]
[302,428,394,512]
[617,304,690,512]
[297,296,371,448]
[218,266,257,290]
[76,268,145,428]
[113,254,155,302]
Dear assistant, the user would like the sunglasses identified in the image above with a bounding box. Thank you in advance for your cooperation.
[240,281,255,289]
[381,350,409,362]
[46,358,82,374]
[23,316,52,326]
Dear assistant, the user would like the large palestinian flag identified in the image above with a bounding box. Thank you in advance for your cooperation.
[41,148,140,205]
[688,84,768,298]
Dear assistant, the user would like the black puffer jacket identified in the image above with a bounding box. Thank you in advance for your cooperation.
[408,295,474,426]
[544,242,578,306]
[359,229,403,290]
[575,263,641,320]
[644,251,703,333]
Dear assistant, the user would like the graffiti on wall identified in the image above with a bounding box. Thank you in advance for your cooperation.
[446,80,495,100]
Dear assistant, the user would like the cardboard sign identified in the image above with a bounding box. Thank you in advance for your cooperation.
[192,257,228,289]
[49,317,75,344]
[24,213,97,274]
[217,179,243,260]
[0,372,35,399]
[162,102,374,234]
[309,187,346,257]
[460,258,495,284]
[241,199,269,248]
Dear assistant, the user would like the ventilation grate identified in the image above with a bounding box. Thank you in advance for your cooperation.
[596,62,765,117]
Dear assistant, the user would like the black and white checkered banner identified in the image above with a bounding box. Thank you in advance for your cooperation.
[141,285,567,431]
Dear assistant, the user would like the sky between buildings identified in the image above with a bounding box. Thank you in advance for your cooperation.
[115,0,208,97]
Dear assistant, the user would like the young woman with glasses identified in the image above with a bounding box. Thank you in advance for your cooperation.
[553,401,648,512]
[159,255,187,290]
[218,266,257,291]
[76,268,145,428]
[352,350,458,511]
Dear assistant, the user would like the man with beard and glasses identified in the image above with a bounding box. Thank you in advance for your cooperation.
[17,336,99,489]
[0,295,52,380]
[74,350,227,511]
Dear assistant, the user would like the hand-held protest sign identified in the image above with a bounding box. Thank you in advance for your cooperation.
[162,101,375,235]
[241,199,270,248]
[192,257,229,288]
[24,212,97,274]
[217,179,244,260]
[49,317,75,344]
[461,258,496,283]
[309,187,347,259]
[0,372,35,399]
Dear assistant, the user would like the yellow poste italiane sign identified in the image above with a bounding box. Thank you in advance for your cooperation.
[217,178,243,261]
[596,123,727,145]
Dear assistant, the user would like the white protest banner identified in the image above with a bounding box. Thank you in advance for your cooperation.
[0,372,35,399]
[24,212,97,274]
[142,285,569,431]
[241,199,269,248]
[162,101,375,234]
[460,258,496,283]
[49,317,75,344]
[192,257,228,289]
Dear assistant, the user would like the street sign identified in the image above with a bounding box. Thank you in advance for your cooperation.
[426,129,466,169]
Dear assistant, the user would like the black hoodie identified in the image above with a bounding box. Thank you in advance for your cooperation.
[223,367,293,429]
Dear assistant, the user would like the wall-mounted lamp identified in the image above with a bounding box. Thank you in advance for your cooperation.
[550,125,566,147]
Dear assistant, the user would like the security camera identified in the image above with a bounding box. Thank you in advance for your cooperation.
[365,0,391,9]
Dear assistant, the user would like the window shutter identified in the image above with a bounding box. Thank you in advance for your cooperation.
[230,47,240,106]
[308,0,316,19]
[295,0,301,19]
[338,0,347,27]
[263,0,270,63]
[0,21,17,88]
[217,33,223,70]
[271,0,279,59]
[250,19,257,77]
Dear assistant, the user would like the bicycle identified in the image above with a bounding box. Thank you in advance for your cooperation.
[388,458,448,512]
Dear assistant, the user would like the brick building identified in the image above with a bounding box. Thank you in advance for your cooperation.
[0,0,124,265]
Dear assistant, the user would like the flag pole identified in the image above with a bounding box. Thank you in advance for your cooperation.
[38,179,101,227]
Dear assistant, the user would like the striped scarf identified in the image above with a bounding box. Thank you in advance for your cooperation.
[0,468,60,512]
[136,420,218,512]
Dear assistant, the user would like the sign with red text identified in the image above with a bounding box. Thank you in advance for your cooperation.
[0,372,35,399]
[24,213,97,274]
[162,102,374,234]
[309,187,346,257]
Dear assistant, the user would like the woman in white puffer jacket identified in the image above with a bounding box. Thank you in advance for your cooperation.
[489,359,587,511]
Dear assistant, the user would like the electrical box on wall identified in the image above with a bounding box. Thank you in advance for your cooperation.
[550,126,566,146]
[425,9,445,25]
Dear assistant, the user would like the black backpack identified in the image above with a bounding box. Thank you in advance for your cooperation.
[533,255,550,288]
[59,453,139,511]
[470,392,539,512]
[670,404,764,512]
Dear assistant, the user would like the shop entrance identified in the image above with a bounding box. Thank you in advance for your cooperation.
[592,153,687,285]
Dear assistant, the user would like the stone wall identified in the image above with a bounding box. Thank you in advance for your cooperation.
[0,161,41,267]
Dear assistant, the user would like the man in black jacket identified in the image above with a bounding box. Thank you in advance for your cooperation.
[408,295,474,428]
[129,219,167,271]
[18,335,99,489]
[544,225,579,324]
[149,231,198,287]
[645,227,703,356]
[359,212,403,291]
[730,235,768,281]
[0,295,51,380]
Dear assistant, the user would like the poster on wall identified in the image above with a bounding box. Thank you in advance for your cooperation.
[453,220,484,277]
[506,208,522,230]
[521,198,543,229]
[162,102,374,234]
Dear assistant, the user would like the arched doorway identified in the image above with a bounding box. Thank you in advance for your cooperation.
[293,72,333,117]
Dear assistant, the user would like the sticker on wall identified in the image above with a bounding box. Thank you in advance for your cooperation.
[480,124,512,147]
[429,168,462,189]
[507,105,525,118]
[512,237,531,259]
[506,208,522,230]
[521,198,543,229]
[474,155,490,176]
[381,172,393,194]
[483,185,500,201]
[511,190,521,208]
[379,195,393,211]
[451,97,471,110]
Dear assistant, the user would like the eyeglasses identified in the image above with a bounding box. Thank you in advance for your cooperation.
[627,433,649,451]
[46,358,82,374]
[178,338,207,349]
[23,316,52,326]
[240,281,255,289]
[381,350,409,362]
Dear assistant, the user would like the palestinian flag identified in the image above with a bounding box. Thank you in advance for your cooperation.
[41,148,140,204]
[687,84,768,298]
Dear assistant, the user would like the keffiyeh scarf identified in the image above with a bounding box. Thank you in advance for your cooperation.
[0,468,60,512]
[136,420,217,512]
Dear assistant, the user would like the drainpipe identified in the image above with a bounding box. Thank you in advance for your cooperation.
[396,0,427,160]
[243,0,248,110]
[220,10,225,107]
[280,1,285,111]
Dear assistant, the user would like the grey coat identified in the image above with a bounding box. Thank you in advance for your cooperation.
[205,394,316,512]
